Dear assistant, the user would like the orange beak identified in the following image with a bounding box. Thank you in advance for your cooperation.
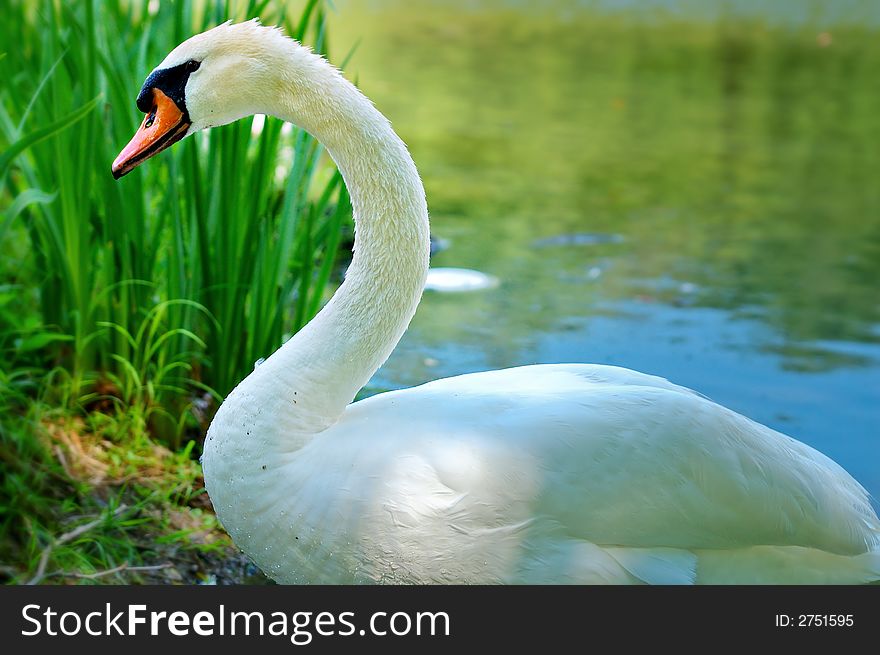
[111,88,190,179]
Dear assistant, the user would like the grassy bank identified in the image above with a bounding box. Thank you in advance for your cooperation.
[0,0,350,583]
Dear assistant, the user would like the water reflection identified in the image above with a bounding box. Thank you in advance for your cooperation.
[331,1,880,499]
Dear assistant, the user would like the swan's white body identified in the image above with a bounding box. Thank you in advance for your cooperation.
[144,21,879,584]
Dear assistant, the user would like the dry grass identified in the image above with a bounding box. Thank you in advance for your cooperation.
[43,417,195,490]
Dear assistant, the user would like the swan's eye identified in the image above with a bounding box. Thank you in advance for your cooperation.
[185,59,201,73]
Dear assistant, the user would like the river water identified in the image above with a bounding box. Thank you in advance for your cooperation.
[329,0,880,501]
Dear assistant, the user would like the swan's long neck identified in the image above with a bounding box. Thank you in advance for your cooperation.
[210,42,429,451]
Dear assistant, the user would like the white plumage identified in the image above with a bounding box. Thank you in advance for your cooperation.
[127,21,879,584]
[206,363,880,583]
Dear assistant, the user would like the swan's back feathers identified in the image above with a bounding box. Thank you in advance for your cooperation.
[347,364,879,556]
[210,363,878,584]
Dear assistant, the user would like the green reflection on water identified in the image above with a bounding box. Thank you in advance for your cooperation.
[328,1,880,494]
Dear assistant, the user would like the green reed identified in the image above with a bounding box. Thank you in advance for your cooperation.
[0,0,351,446]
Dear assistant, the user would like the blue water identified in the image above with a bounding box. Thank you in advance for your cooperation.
[333,0,880,503]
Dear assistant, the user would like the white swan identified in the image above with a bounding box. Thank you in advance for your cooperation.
[112,20,879,584]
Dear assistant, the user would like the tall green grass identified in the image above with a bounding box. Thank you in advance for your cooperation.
[0,0,352,582]
[0,0,351,445]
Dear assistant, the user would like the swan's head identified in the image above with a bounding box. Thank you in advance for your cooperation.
[112,20,301,178]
